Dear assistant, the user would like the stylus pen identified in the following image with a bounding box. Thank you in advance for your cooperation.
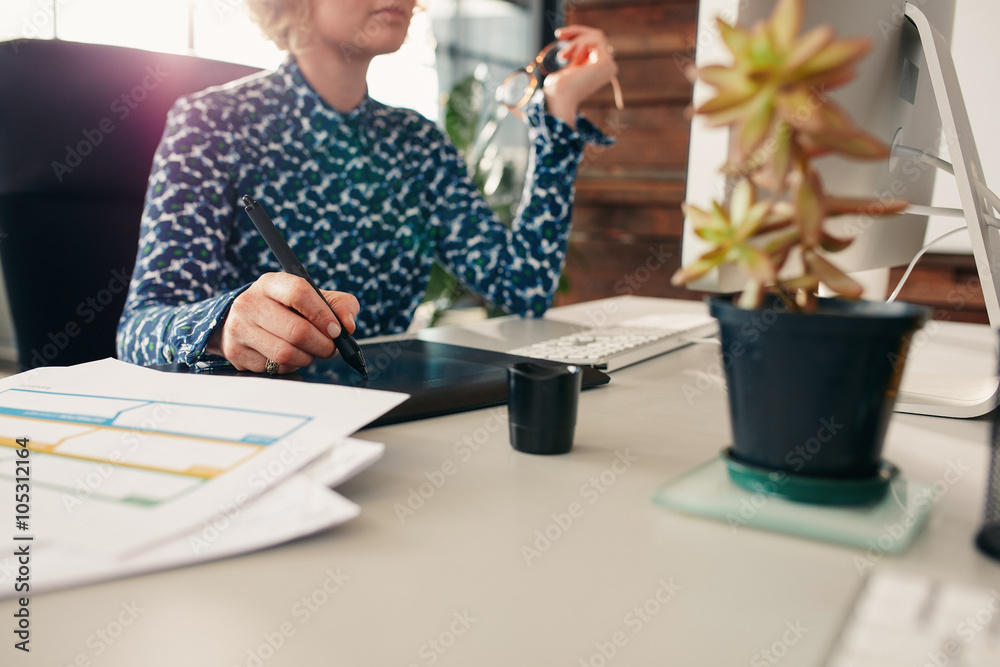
[241,194,369,378]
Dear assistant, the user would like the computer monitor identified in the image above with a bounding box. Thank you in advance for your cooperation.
[684,0,954,294]
[681,0,1000,418]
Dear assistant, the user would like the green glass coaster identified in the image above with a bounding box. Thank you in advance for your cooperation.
[722,448,898,506]
[653,453,934,554]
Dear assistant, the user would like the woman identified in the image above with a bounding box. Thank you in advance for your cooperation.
[116,0,618,374]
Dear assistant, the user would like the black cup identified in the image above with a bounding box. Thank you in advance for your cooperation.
[507,362,581,455]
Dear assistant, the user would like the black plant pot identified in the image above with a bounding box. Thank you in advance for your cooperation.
[709,294,928,486]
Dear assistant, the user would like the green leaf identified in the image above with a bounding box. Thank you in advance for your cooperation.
[729,179,754,224]
[737,279,766,309]
[776,88,820,131]
[809,128,890,159]
[696,87,761,123]
[717,18,752,60]
[795,170,824,246]
[802,249,863,298]
[736,201,772,240]
[819,231,854,253]
[764,230,800,269]
[443,74,484,153]
[825,196,907,217]
[753,217,795,237]
[739,95,776,155]
[671,246,728,285]
[793,38,870,81]
[697,65,750,90]
[737,245,777,282]
[768,122,794,187]
[685,203,730,242]
[785,26,834,72]
[768,0,802,53]
[749,26,779,68]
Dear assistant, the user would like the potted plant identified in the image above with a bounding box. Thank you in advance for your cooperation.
[672,0,928,504]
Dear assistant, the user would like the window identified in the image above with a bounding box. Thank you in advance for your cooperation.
[1,0,439,120]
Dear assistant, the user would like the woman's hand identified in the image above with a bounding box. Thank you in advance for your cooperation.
[207,273,360,374]
[542,25,619,128]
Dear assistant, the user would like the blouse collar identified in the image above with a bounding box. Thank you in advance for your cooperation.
[271,56,378,127]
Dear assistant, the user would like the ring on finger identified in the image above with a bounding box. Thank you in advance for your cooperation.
[265,358,279,376]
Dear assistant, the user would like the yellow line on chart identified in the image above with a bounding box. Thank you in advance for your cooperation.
[1,447,239,480]
[1,426,98,452]
[0,412,258,446]
[0,417,265,479]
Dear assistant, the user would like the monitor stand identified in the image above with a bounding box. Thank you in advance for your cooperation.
[895,321,997,418]
[893,3,1000,418]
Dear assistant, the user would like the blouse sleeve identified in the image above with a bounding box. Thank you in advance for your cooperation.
[116,97,250,367]
[424,98,612,318]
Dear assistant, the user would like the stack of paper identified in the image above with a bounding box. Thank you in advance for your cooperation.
[0,359,406,596]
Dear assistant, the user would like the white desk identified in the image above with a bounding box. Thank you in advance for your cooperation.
[4,296,999,666]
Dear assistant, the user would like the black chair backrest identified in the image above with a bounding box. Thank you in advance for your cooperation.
[0,39,260,370]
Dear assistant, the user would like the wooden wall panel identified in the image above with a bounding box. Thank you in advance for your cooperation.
[570,204,684,239]
[562,238,703,304]
[558,0,701,307]
[888,254,988,324]
[577,105,690,173]
[571,2,699,55]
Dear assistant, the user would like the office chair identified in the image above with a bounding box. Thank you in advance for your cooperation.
[0,39,260,370]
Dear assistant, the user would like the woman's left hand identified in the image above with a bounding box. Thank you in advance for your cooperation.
[542,25,619,129]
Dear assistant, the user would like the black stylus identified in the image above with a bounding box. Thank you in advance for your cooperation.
[241,195,369,378]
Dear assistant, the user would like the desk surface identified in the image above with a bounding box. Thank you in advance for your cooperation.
[5,296,999,666]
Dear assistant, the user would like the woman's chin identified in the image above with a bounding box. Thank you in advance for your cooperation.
[342,33,409,59]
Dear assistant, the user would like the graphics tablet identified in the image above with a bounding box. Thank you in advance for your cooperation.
[160,340,610,428]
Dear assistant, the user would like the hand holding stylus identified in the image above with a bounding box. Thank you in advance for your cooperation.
[206,272,361,376]
[239,195,368,377]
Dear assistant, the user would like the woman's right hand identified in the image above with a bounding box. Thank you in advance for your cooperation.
[207,273,361,374]
[541,25,619,128]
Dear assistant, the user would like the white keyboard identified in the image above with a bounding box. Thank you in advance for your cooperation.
[505,313,718,372]
[826,570,1000,666]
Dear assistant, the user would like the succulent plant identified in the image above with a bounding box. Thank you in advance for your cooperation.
[672,0,907,310]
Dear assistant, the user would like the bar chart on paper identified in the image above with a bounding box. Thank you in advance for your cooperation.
[0,387,312,507]
[0,359,408,557]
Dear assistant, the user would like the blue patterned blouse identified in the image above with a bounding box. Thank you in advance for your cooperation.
[116,58,610,366]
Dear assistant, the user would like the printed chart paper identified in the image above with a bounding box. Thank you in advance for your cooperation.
[0,359,407,557]
[0,472,357,597]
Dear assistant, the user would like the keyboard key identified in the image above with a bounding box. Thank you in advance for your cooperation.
[825,570,1000,666]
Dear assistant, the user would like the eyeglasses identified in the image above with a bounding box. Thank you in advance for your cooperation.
[496,40,625,112]
[463,41,624,177]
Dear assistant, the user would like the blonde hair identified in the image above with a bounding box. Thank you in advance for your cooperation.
[244,0,425,54]
[244,0,312,53]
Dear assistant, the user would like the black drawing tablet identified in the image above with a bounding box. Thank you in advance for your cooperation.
[160,340,610,428]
